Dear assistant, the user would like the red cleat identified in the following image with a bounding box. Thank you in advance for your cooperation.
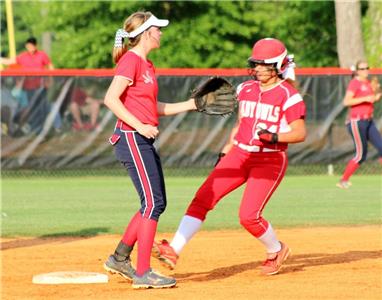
[261,241,291,275]
[152,239,178,270]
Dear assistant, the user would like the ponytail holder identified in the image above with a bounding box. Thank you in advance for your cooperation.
[114,29,130,48]
[282,54,296,81]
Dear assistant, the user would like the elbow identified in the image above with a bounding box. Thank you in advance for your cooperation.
[299,131,307,142]
[103,97,111,108]
[294,128,307,143]
[299,127,307,142]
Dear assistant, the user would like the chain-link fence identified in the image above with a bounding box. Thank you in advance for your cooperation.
[1,69,381,177]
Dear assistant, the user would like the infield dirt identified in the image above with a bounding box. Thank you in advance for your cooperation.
[2,226,381,300]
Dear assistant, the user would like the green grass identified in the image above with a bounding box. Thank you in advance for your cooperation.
[1,175,381,237]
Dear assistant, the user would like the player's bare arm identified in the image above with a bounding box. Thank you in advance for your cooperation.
[343,90,375,106]
[157,99,197,116]
[221,117,240,154]
[277,119,306,143]
[0,57,16,65]
[373,92,382,103]
[104,76,158,139]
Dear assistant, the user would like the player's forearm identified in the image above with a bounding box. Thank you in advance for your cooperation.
[157,99,196,116]
[278,127,306,143]
[343,95,373,106]
[104,96,144,130]
[1,57,16,65]
[221,121,240,153]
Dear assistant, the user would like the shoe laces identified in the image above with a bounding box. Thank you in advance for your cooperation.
[159,240,176,255]
[262,255,278,267]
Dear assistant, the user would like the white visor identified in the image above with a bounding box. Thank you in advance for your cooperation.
[128,15,169,38]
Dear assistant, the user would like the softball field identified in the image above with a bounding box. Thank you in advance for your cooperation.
[2,226,381,300]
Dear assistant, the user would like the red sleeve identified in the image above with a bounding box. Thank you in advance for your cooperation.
[41,51,51,66]
[282,90,306,123]
[16,53,24,65]
[115,52,139,83]
[285,100,306,123]
[347,79,359,94]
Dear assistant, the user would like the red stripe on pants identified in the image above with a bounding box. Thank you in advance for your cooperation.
[125,132,154,219]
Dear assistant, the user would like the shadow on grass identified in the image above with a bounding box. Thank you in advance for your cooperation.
[175,250,382,282]
[1,227,109,251]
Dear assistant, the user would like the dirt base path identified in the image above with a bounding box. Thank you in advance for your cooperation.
[2,226,381,300]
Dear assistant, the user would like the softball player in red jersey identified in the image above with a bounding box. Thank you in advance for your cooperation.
[153,38,306,276]
[337,60,382,189]
[103,11,196,289]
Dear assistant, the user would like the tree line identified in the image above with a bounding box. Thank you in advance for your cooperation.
[1,0,380,69]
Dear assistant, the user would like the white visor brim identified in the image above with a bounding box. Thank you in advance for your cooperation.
[129,15,169,38]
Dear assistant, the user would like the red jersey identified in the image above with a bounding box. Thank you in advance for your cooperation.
[71,88,87,106]
[234,80,306,151]
[16,50,51,90]
[115,51,159,131]
[346,78,374,120]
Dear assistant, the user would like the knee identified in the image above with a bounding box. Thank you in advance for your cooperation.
[185,196,212,221]
[155,199,167,216]
[143,195,167,220]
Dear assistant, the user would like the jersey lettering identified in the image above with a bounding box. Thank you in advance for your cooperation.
[240,101,280,122]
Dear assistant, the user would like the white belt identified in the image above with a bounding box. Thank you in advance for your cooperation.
[233,140,280,153]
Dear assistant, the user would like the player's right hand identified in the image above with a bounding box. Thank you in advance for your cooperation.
[137,124,159,139]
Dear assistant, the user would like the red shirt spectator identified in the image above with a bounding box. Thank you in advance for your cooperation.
[16,50,52,90]
[1,37,54,90]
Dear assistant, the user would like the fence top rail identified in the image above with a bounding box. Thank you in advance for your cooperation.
[1,67,382,77]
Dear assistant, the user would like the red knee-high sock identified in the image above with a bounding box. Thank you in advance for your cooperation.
[342,160,360,181]
[136,217,158,276]
[121,211,141,247]
[379,157,382,165]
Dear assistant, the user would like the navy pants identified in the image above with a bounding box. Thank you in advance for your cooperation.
[347,119,382,164]
[112,128,167,221]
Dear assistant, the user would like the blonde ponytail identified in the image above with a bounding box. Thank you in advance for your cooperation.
[112,11,152,64]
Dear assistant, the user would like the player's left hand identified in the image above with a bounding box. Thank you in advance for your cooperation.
[258,129,278,144]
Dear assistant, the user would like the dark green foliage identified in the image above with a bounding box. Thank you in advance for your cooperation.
[0,0,373,68]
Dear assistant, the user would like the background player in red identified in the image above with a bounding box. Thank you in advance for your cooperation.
[152,38,306,276]
[1,37,55,133]
[1,36,54,70]
[336,60,382,189]
[103,11,196,289]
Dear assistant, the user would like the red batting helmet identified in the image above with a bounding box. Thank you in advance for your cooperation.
[248,38,288,73]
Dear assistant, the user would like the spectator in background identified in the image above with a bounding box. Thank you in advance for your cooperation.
[1,37,56,133]
[336,60,382,189]
[69,84,102,131]
[1,37,53,70]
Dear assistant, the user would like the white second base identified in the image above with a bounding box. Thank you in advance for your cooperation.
[32,271,109,284]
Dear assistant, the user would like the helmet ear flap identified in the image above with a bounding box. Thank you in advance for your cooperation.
[278,56,289,74]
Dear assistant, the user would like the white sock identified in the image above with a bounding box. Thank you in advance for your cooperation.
[257,224,281,253]
[170,215,203,255]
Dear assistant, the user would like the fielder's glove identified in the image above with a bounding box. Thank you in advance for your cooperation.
[370,76,381,94]
[258,129,278,144]
[192,76,237,116]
